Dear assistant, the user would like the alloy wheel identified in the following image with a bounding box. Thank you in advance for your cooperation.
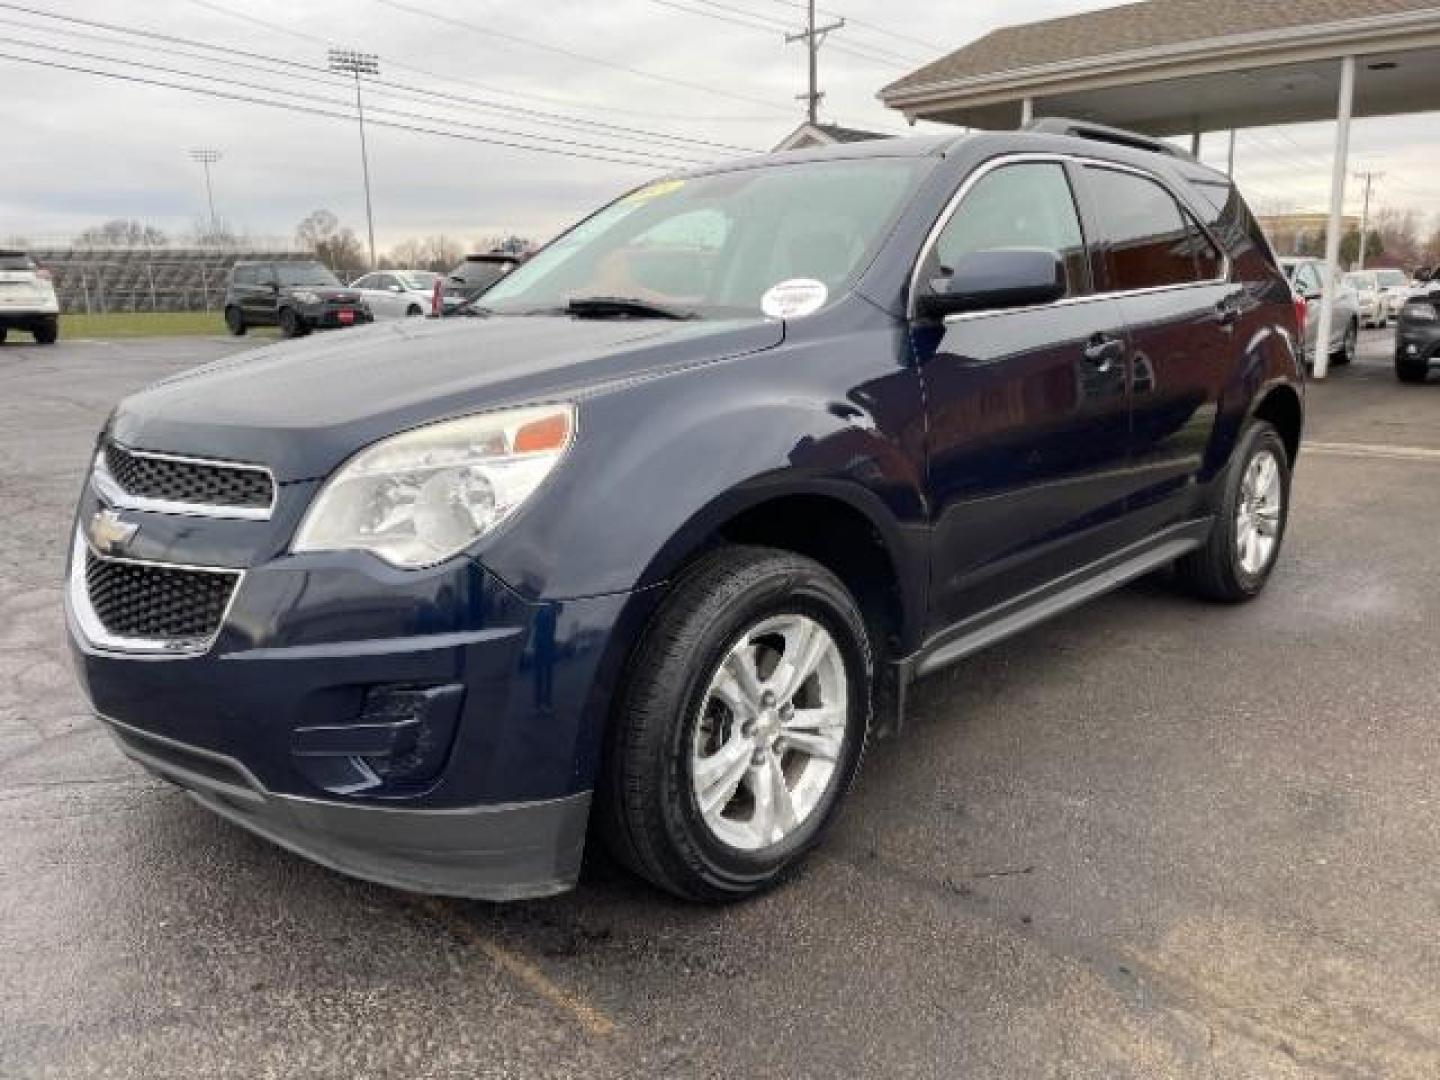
[1235,449,1283,576]
[690,614,848,851]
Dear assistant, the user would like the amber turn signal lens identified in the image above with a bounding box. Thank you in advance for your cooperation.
[514,412,571,453]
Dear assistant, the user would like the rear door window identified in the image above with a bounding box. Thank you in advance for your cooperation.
[0,253,35,272]
[1085,167,1198,291]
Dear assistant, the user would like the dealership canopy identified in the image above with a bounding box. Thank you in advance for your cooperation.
[879,0,1440,377]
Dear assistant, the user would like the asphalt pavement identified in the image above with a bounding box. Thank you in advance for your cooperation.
[2,329,1438,1079]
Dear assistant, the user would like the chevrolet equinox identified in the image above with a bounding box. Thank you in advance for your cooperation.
[66,122,1304,902]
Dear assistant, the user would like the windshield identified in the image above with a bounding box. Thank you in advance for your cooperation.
[276,262,341,287]
[0,253,35,271]
[1375,269,1408,288]
[481,157,935,318]
[398,271,439,290]
[1344,273,1376,290]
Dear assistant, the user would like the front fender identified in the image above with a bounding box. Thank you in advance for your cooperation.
[476,328,927,610]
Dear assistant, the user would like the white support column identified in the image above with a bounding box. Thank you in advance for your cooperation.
[1313,55,1356,380]
[1019,96,1034,127]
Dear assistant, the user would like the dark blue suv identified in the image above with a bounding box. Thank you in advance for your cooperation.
[66,123,1303,902]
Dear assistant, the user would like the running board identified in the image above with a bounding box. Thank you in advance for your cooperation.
[908,519,1212,681]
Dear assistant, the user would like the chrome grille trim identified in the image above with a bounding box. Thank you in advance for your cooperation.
[93,442,277,521]
[65,530,243,656]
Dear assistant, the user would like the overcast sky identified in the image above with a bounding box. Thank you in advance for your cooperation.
[2,0,1437,251]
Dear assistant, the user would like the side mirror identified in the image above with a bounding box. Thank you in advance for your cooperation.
[918,249,1066,320]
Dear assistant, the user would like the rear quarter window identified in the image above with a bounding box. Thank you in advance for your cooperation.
[0,254,36,271]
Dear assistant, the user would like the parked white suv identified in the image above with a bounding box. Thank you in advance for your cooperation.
[0,250,59,345]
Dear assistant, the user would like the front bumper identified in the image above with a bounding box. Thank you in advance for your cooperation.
[102,713,590,899]
[1396,323,1440,366]
[65,475,642,899]
[301,302,372,329]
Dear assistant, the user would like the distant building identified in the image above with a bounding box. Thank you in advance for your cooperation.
[1257,212,1360,256]
[772,122,889,152]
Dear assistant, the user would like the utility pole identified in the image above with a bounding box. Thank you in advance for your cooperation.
[328,49,380,270]
[1353,168,1382,271]
[188,148,222,239]
[786,0,844,125]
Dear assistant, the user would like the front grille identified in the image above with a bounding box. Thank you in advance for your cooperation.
[84,552,238,642]
[104,441,273,512]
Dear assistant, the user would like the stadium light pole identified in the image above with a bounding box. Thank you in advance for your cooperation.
[188,148,222,239]
[328,49,379,270]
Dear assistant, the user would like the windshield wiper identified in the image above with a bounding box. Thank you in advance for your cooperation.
[566,296,695,321]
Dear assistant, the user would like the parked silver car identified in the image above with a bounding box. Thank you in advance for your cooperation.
[1373,267,1413,319]
[1343,271,1387,329]
[1281,257,1360,366]
[348,270,440,319]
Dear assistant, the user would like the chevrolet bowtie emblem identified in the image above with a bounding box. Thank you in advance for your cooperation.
[88,508,138,555]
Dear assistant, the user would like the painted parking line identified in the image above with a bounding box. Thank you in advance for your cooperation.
[415,897,618,1039]
[1307,441,1440,463]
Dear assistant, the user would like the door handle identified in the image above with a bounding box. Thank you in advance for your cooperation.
[1082,334,1124,373]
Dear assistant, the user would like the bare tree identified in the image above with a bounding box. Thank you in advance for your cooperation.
[295,209,367,281]
[75,219,169,247]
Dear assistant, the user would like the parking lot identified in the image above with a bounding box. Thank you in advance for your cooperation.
[2,329,1438,1078]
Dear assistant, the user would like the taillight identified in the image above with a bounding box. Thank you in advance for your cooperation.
[35,267,52,281]
[431,278,443,317]
[1293,294,1307,340]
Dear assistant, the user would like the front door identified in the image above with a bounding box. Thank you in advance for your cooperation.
[914,159,1134,632]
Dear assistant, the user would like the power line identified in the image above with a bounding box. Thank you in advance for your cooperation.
[4,33,718,167]
[753,0,944,56]
[0,48,706,170]
[0,3,764,155]
[181,0,767,120]
[687,0,930,62]
[645,0,928,67]
[371,0,793,114]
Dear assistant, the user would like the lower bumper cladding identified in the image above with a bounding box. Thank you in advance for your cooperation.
[103,713,590,901]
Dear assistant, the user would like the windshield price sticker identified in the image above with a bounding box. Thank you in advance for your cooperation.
[761,279,828,320]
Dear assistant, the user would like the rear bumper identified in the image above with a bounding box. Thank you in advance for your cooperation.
[0,310,57,328]
[103,713,589,900]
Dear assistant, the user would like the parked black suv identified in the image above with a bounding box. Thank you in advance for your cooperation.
[1395,287,1439,383]
[67,123,1303,903]
[224,260,372,338]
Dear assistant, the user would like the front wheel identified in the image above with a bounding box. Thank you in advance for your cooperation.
[277,306,306,339]
[1397,356,1429,384]
[224,306,246,336]
[599,546,872,902]
[406,304,424,317]
[1177,422,1291,602]
[31,317,57,345]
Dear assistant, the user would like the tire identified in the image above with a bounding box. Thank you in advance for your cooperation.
[0,327,7,344]
[224,306,247,336]
[277,307,306,339]
[1330,320,1357,366]
[406,304,423,317]
[598,545,872,902]
[1396,356,1429,384]
[32,317,57,345]
[1176,421,1291,603]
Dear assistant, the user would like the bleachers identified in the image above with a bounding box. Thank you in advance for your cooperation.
[30,246,309,313]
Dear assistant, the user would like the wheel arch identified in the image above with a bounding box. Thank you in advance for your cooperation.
[1250,382,1303,466]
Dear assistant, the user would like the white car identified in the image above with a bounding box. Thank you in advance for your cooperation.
[1373,267,1413,318]
[0,250,59,344]
[348,270,440,320]
[1342,271,1387,328]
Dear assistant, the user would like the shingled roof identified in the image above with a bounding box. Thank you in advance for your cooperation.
[883,0,1440,97]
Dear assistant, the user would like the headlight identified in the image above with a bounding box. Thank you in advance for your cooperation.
[293,403,575,568]
[1404,302,1437,322]
[292,290,321,304]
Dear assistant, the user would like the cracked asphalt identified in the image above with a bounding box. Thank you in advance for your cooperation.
[2,330,1438,1078]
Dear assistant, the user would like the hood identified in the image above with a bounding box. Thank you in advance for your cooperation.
[111,314,783,481]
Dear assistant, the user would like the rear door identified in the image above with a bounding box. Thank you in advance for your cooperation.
[242,263,277,324]
[914,158,1134,631]
[1077,164,1237,535]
